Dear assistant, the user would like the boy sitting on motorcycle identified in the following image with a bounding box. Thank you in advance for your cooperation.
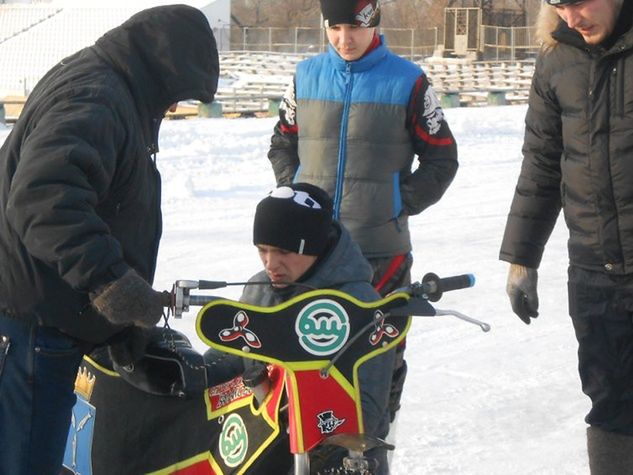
[207,182,395,474]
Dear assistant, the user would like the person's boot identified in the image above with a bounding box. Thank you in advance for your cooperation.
[587,425,633,475]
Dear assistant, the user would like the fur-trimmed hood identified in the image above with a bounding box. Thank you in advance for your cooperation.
[535,3,562,49]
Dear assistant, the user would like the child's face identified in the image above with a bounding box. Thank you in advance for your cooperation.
[326,24,375,61]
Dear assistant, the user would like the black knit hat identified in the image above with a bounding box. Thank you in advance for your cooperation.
[319,0,381,28]
[253,183,333,256]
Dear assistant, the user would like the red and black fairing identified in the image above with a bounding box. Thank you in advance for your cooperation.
[61,355,289,475]
[196,289,413,454]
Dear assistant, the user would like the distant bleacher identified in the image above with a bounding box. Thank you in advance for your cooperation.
[214,53,535,113]
[214,51,305,116]
[0,4,535,123]
[422,59,534,106]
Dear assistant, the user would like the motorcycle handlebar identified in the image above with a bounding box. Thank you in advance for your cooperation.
[168,272,476,317]
[409,273,475,302]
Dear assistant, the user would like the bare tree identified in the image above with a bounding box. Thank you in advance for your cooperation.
[232,0,319,27]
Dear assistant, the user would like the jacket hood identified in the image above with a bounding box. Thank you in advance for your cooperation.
[303,222,373,290]
[93,4,219,119]
[535,4,562,49]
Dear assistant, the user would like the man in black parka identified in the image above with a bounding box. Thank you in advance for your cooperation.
[0,5,219,474]
[499,0,633,472]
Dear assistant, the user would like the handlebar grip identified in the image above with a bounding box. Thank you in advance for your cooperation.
[189,295,221,306]
[421,273,475,301]
[435,274,475,293]
[198,280,229,290]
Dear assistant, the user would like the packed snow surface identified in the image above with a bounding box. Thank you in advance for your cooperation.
[0,104,586,474]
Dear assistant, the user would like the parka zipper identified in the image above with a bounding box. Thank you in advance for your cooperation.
[613,56,624,117]
[333,63,353,220]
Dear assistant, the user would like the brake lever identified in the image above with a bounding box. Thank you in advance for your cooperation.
[434,309,491,332]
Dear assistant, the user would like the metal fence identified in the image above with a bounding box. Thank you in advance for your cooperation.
[214,24,539,61]
[481,25,538,61]
[219,26,440,59]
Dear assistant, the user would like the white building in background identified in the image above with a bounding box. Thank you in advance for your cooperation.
[0,0,230,97]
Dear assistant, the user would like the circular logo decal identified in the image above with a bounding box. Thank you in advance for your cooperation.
[219,413,248,467]
[295,299,350,356]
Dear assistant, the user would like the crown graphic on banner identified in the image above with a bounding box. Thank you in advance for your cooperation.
[74,366,96,401]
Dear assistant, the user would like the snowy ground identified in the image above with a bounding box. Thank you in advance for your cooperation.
[0,104,588,474]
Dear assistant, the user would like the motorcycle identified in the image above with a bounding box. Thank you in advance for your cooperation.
[61,273,489,475]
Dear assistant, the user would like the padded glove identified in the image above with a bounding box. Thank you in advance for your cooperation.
[108,326,151,369]
[91,270,168,328]
[506,263,539,324]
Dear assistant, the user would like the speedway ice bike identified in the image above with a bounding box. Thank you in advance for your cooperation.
[61,272,489,475]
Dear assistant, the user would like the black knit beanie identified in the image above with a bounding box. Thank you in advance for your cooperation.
[253,183,333,256]
[319,0,381,28]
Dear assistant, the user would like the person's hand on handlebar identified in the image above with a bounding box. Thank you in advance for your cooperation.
[91,269,170,328]
[506,263,539,324]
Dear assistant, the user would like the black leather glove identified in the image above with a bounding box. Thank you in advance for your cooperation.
[91,270,168,328]
[506,263,539,324]
[108,326,151,369]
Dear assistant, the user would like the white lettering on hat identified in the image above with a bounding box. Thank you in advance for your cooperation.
[356,4,376,27]
[299,239,305,254]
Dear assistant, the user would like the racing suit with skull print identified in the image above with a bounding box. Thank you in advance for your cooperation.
[267,35,458,261]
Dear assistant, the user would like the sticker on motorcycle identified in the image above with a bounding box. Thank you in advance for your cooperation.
[295,299,350,356]
[219,310,262,348]
[316,410,346,434]
[219,413,249,468]
[369,310,400,346]
[63,367,96,475]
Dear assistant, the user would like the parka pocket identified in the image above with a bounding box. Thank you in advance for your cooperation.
[0,334,10,380]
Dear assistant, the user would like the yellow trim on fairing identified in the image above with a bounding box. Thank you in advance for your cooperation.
[147,451,223,474]
[83,355,119,377]
[149,387,284,475]
[195,289,411,369]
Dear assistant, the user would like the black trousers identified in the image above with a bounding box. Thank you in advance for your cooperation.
[568,266,633,434]
[368,253,413,422]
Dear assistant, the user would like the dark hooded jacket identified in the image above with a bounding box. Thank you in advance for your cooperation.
[0,5,219,342]
[240,221,393,444]
[500,3,633,274]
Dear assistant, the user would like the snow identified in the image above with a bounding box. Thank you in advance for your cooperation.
[0,104,587,474]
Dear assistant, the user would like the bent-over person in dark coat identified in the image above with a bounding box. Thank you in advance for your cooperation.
[0,6,219,475]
